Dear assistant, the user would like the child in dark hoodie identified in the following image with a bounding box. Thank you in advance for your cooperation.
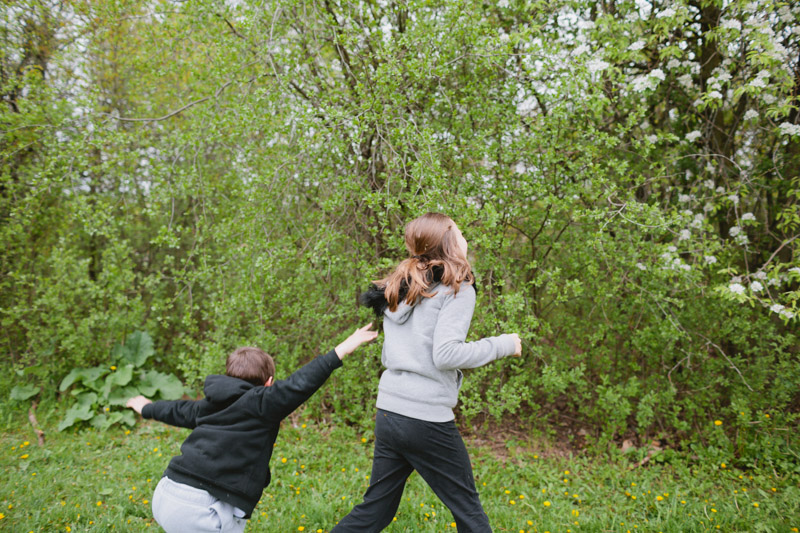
[126,323,377,533]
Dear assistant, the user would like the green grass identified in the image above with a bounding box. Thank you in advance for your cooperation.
[1,412,799,532]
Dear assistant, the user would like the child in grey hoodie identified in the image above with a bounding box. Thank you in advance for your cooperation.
[333,213,521,533]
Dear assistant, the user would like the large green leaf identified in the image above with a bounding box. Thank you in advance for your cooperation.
[57,403,95,431]
[118,331,154,368]
[107,385,140,407]
[59,367,108,392]
[10,384,40,401]
[99,364,134,400]
[139,370,184,400]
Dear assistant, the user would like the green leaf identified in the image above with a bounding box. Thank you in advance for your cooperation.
[139,370,184,400]
[120,331,154,367]
[57,403,95,431]
[59,367,108,392]
[10,384,40,401]
[107,385,139,407]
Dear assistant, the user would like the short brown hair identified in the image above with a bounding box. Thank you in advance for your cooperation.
[226,347,275,386]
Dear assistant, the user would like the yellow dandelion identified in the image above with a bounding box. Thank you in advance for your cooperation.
[519,494,525,499]
[143,500,149,504]
[720,463,726,468]
[541,488,547,494]
[111,366,117,371]
[714,420,722,426]
[510,500,516,505]
[361,437,367,443]
[564,470,570,475]
[451,523,456,528]
[543,501,551,507]
[505,490,511,494]
[96,501,102,506]
[771,487,777,492]
[753,502,759,508]
[282,457,288,463]
[711,508,717,513]
[572,510,580,517]
[656,496,663,501]
[23,441,29,446]
[298,527,305,532]
[632,495,637,500]
[0,513,4,520]
[20,454,29,459]
[527,520,533,526]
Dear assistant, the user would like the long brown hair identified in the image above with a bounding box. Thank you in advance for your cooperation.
[377,213,474,312]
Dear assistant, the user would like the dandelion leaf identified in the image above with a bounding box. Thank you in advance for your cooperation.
[58,403,95,431]
[120,331,154,367]
[139,370,184,400]
[10,384,40,401]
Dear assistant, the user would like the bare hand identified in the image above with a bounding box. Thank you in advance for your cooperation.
[335,323,379,360]
[509,333,522,356]
[126,395,152,415]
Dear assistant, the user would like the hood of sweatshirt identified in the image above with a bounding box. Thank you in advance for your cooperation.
[359,265,445,319]
[202,375,255,406]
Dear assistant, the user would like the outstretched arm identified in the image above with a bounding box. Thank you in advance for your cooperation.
[432,285,521,370]
[263,323,378,420]
[126,395,152,415]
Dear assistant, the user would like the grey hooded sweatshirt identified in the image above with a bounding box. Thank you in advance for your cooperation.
[375,282,518,422]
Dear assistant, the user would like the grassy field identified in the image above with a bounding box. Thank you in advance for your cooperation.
[1,412,798,532]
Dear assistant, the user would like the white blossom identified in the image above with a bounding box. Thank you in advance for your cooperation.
[573,44,591,56]
[628,40,646,51]
[577,20,595,29]
[728,194,739,205]
[649,69,666,81]
[729,226,741,237]
[749,77,767,89]
[707,90,723,100]
[780,310,794,319]
[666,58,681,70]
[685,130,702,142]
[632,75,655,92]
[716,186,725,194]
[743,109,759,121]
[679,229,691,241]
[678,73,694,89]
[741,212,756,221]
[704,180,715,189]
[679,194,691,203]
[587,59,609,73]
[729,283,746,295]
[762,93,776,105]
[753,271,767,280]
[789,267,800,275]
[636,263,647,271]
[779,123,800,136]
[704,255,717,264]
[646,134,658,144]
[680,264,691,271]
[721,19,742,31]
[770,303,785,313]
[750,281,763,292]
[667,245,677,253]
[656,8,676,18]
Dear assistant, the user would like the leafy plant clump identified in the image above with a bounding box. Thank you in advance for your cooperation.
[57,332,185,432]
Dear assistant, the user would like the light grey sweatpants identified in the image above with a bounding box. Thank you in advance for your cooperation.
[152,476,247,533]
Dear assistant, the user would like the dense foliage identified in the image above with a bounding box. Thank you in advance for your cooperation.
[2,0,798,454]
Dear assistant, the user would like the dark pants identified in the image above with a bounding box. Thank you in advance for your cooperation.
[332,409,491,533]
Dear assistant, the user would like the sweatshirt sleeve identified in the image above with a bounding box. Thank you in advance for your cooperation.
[142,399,205,429]
[258,349,343,421]
[431,284,517,370]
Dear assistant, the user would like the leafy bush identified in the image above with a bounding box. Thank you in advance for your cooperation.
[57,332,184,431]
